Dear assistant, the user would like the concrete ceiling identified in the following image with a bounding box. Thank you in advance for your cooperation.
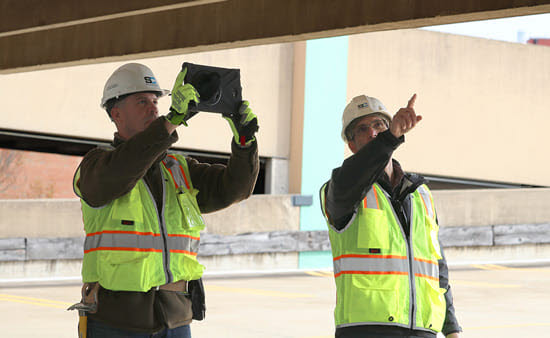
[2,0,550,73]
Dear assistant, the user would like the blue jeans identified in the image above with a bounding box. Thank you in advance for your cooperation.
[87,319,191,338]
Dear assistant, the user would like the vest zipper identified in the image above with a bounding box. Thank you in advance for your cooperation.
[407,198,417,330]
[159,167,173,284]
[143,167,172,284]
[382,188,416,330]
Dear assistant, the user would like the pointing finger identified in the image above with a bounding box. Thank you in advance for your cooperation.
[407,93,417,109]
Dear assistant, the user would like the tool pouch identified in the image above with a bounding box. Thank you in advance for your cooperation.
[82,283,99,313]
[188,278,206,321]
[154,289,193,329]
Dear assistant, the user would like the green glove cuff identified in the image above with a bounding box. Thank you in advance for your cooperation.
[166,109,189,126]
[223,116,256,146]
[223,101,259,147]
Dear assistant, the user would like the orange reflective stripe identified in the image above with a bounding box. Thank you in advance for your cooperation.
[334,254,407,261]
[415,273,439,282]
[166,167,179,189]
[363,186,381,210]
[335,270,408,278]
[415,257,438,266]
[373,187,380,209]
[167,233,200,241]
[84,247,163,254]
[178,164,191,190]
[87,230,160,237]
[168,155,190,190]
[170,249,198,256]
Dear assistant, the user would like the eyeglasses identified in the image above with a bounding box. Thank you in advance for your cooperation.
[351,119,388,139]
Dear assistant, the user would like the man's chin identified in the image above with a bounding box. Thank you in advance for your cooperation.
[144,119,156,128]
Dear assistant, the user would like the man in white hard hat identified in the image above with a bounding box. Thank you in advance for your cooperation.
[320,94,461,338]
[71,63,259,337]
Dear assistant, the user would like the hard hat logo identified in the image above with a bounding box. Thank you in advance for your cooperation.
[358,102,369,109]
[144,76,157,85]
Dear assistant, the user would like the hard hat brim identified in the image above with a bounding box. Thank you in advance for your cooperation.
[100,88,170,108]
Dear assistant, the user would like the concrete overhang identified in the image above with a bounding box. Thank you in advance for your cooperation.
[2,0,550,73]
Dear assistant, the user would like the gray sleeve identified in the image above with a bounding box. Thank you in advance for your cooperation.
[325,130,403,229]
[438,230,463,335]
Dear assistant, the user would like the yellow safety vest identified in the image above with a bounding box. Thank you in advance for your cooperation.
[73,153,205,292]
[321,182,446,333]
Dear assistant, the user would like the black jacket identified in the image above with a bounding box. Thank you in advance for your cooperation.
[323,130,461,337]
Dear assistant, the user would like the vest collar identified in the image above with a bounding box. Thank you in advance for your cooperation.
[378,160,426,202]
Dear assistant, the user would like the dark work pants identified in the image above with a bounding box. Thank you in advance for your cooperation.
[87,319,191,338]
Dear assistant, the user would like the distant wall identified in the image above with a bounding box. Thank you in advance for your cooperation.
[1,189,550,279]
[346,29,550,186]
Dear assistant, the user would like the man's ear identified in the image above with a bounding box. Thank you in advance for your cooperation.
[348,140,358,154]
[110,107,122,124]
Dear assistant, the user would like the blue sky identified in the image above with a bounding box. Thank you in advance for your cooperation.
[423,13,550,43]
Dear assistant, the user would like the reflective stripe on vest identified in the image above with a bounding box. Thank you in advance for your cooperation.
[333,254,408,277]
[417,185,435,219]
[333,254,438,281]
[414,257,439,281]
[84,230,200,256]
[363,187,381,209]
[164,155,191,190]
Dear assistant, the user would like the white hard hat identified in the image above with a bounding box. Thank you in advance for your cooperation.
[341,95,392,141]
[100,63,170,108]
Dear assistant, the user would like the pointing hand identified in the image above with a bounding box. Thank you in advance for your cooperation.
[389,93,422,138]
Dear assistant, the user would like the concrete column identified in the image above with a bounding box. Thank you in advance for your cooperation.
[298,36,349,269]
[265,157,289,194]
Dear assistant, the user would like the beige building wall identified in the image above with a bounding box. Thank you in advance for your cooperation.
[2,29,550,186]
[0,44,295,159]
[347,29,550,186]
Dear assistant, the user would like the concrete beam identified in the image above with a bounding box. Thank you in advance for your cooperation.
[199,230,330,256]
[0,238,26,261]
[0,238,25,250]
[494,223,550,245]
[3,0,550,73]
[26,237,84,260]
[439,226,494,247]
[0,0,221,36]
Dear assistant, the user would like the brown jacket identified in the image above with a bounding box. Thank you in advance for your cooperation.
[76,117,259,332]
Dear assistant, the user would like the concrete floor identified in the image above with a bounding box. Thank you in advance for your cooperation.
[1,263,549,338]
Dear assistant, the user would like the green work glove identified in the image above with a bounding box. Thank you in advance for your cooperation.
[223,101,259,147]
[166,68,200,126]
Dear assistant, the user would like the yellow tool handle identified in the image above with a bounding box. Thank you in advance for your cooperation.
[78,315,87,338]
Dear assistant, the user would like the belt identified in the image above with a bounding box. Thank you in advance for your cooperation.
[157,280,188,292]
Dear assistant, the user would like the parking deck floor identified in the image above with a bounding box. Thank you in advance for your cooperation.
[1,263,549,338]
